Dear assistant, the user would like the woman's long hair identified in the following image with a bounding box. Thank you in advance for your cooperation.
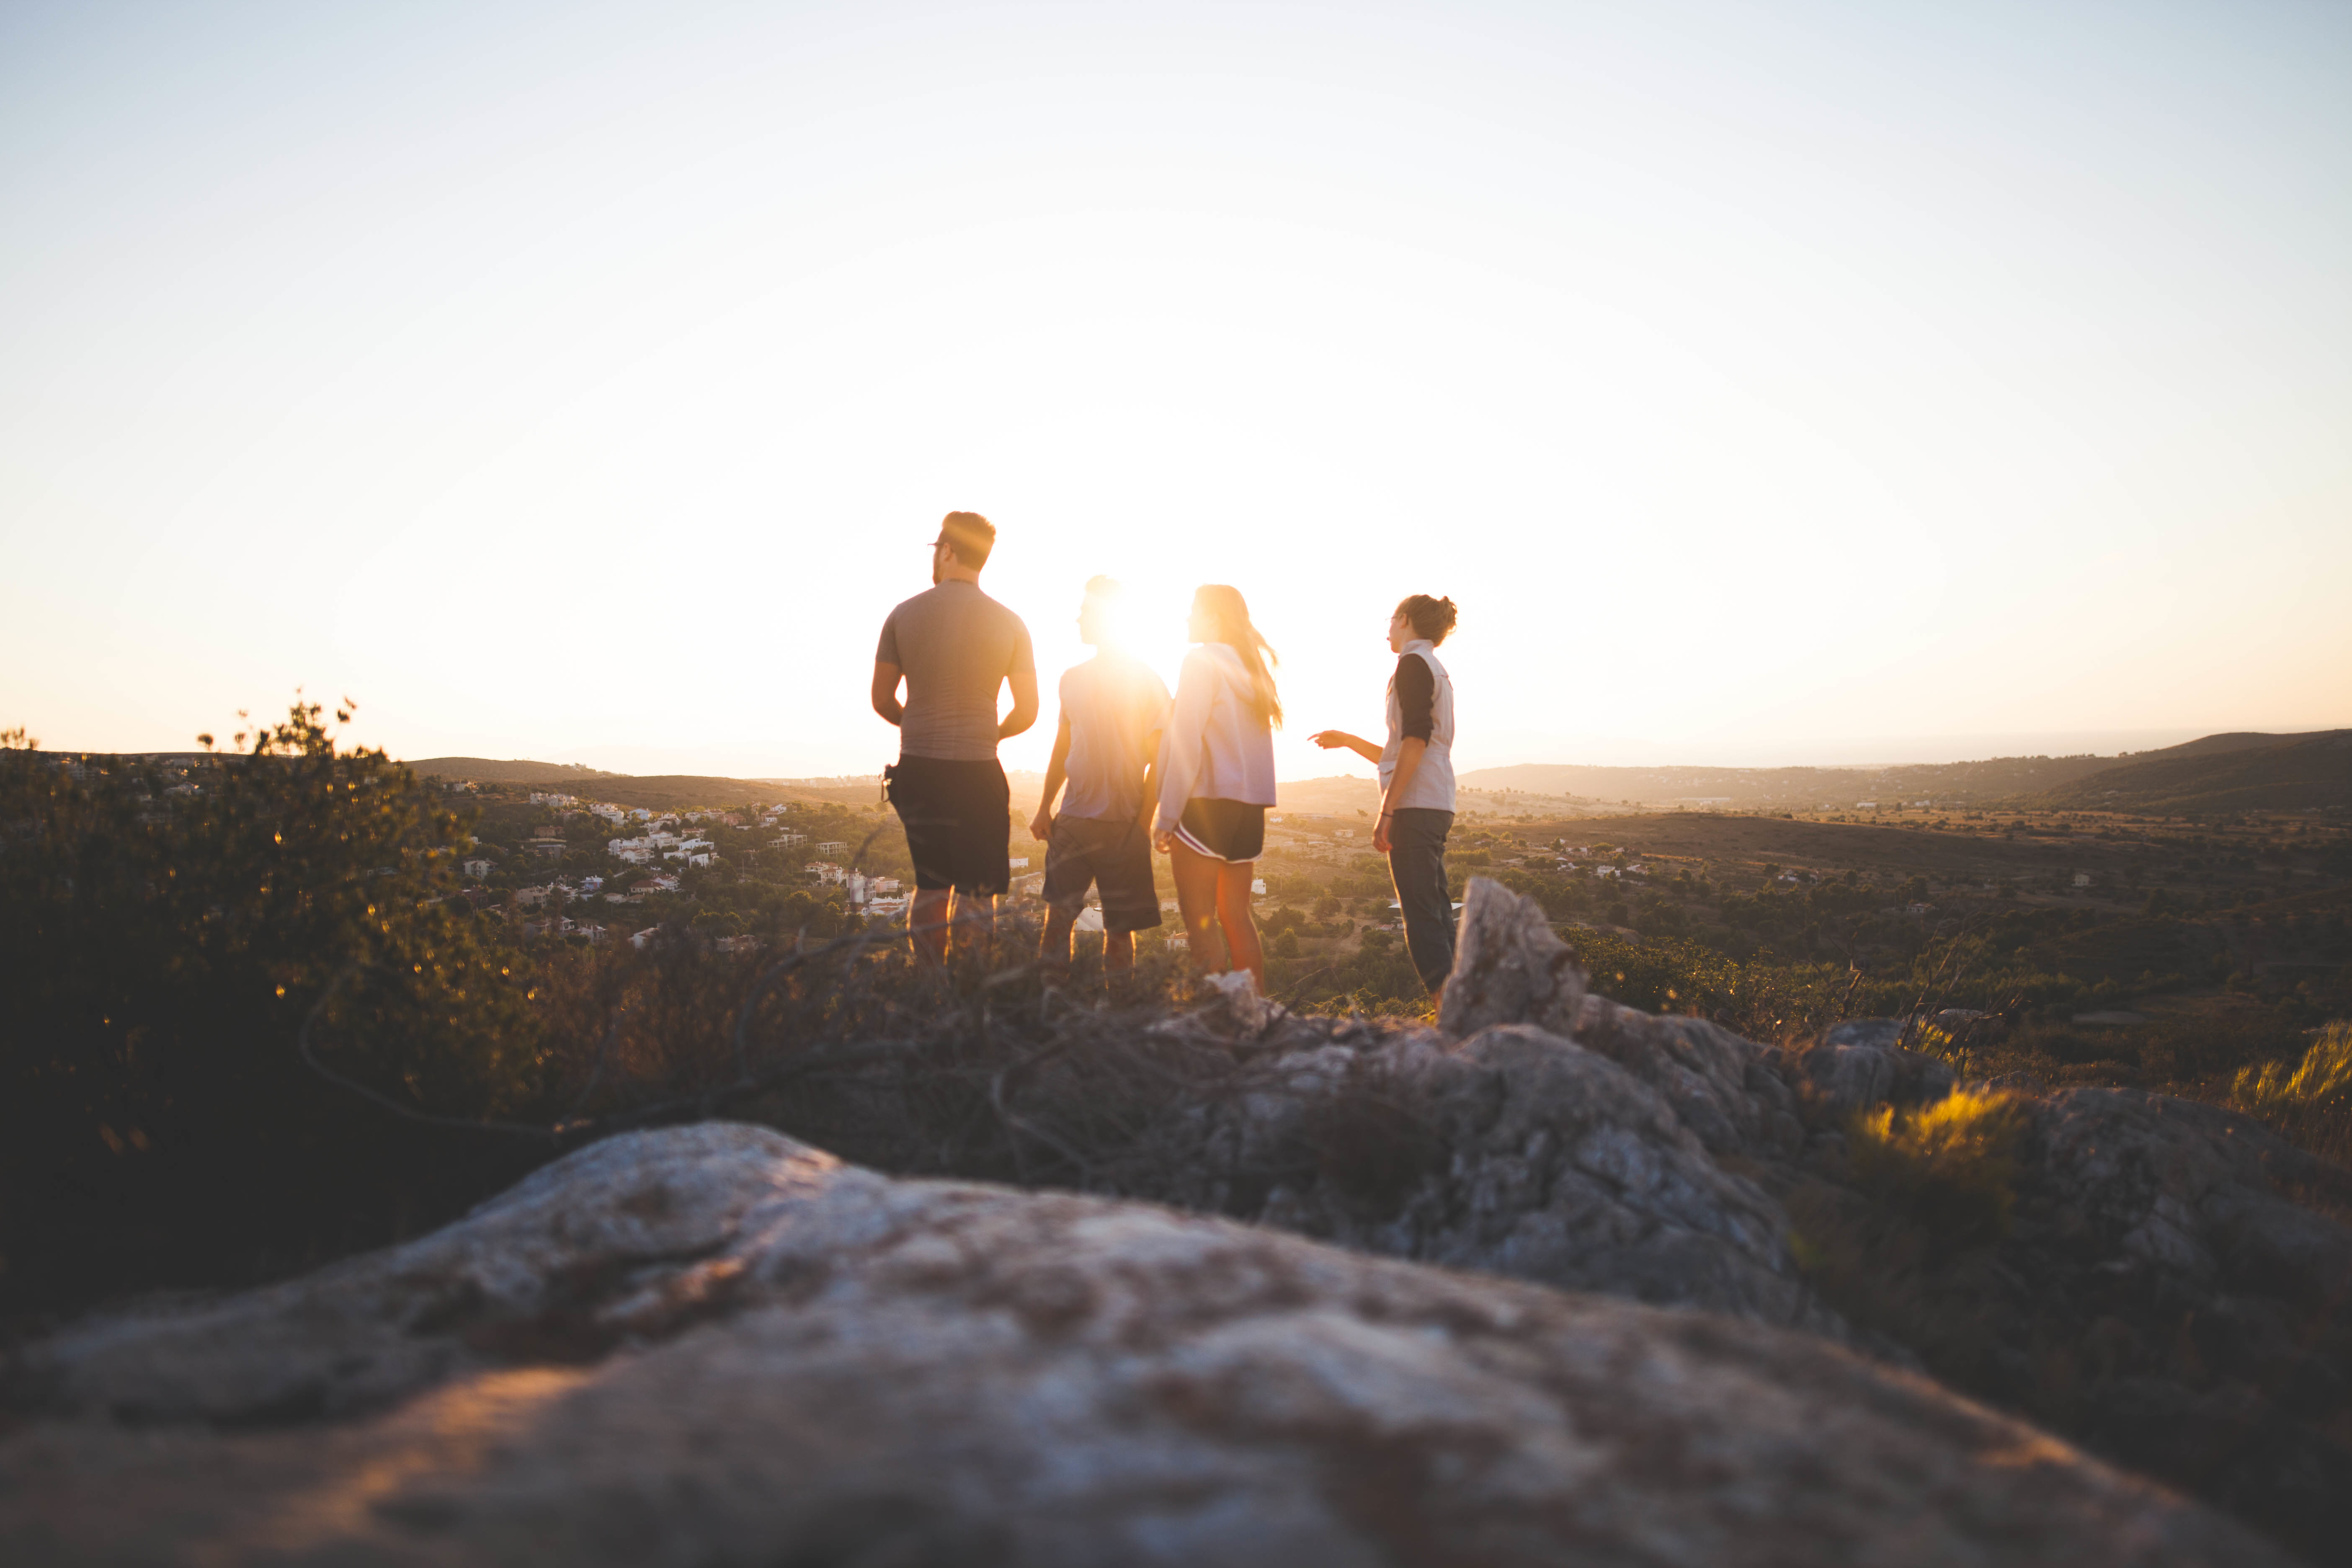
[1192,584,1282,729]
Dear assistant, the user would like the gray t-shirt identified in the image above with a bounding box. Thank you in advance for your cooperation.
[875,581,1035,761]
[1057,654,1172,820]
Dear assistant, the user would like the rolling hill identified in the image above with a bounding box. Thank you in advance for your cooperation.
[1455,754,2124,810]
[2042,730,2352,814]
[407,758,849,810]
[402,757,620,784]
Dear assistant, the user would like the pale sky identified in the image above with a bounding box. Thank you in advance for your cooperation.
[4,0,2347,778]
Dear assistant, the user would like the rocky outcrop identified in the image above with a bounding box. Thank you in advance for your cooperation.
[1235,1021,1842,1334]
[1426,877,2352,1562]
[0,1124,2287,1566]
[1783,1023,1959,1122]
[1437,874,1587,1039]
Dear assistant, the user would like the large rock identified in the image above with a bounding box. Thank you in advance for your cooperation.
[1438,876,1586,1039]
[1211,1022,1842,1335]
[0,1124,2286,1566]
[1785,1028,1959,1123]
[2030,1089,2352,1305]
[1409,877,2352,1557]
[1443,879,1806,1160]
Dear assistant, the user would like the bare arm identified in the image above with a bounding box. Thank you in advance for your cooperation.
[1155,658,1213,838]
[872,661,905,726]
[1029,712,1072,841]
[999,668,1040,740]
[1372,737,1427,853]
[1135,726,1163,824]
[1309,729,1383,766]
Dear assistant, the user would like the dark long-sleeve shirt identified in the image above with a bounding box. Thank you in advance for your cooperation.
[1393,654,1435,743]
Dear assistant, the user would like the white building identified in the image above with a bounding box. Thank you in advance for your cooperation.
[462,858,491,880]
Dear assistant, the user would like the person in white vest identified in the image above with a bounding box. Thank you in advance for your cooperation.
[1309,594,1459,994]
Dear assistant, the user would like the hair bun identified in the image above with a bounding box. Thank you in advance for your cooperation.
[1398,593,1458,643]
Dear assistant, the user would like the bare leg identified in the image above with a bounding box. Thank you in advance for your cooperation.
[1102,930,1135,974]
[949,890,997,968]
[908,888,952,964]
[1039,906,1077,977]
[1169,841,1229,975]
[1215,859,1265,990]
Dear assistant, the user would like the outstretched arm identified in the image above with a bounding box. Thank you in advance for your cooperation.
[1309,730,1383,766]
[872,661,905,726]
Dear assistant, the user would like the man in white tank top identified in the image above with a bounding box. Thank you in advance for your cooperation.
[1310,594,1460,995]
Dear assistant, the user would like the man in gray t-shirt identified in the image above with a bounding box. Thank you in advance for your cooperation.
[872,511,1038,963]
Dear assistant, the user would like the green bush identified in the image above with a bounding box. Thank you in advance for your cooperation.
[0,706,543,1316]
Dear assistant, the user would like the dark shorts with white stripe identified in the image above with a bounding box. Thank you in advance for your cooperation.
[1171,798,1266,862]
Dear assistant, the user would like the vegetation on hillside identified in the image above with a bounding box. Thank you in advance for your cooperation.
[2044,728,2352,814]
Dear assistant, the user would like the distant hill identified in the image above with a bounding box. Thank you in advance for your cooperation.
[1272,775,1385,816]
[405,757,619,785]
[2042,730,2352,814]
[408,758,856,810]
[1455,754,2123,810]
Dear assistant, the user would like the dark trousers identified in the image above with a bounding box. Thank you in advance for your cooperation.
[1388,807,1455,992]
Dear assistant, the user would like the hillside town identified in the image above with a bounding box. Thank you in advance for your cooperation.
[449,787,913,950]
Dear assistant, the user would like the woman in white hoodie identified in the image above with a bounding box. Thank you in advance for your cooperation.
[1152,585,1280,988]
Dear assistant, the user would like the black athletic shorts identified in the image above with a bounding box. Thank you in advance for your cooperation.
[885,756,1011,895]
[1171,798,1266,862]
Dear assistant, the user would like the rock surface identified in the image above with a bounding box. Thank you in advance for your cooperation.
[1437,874,1587,1040]
[1210,1020,1844,1336]
[0,1124,2288,1566]
[1412,881,2352,1562]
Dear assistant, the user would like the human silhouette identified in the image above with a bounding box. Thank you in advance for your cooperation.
[1154,585,1279,990]
[1310,593,1459,994]
[871,511,1038,963]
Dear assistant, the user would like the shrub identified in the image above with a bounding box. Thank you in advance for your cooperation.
[0,706,544,1318]
[1847,1089,2027,1251]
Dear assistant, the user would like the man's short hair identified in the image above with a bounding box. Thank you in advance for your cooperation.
[1082,574,1121,603]
[939,511,996,570]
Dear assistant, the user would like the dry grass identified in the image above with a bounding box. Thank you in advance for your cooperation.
[1845,1088,2028,1252]
[2229,1018,2352,1166]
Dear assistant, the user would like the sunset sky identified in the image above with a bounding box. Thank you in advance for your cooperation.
[4,0,2347,780]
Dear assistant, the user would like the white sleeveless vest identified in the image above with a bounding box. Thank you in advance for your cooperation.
[1380,641,1456,813]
